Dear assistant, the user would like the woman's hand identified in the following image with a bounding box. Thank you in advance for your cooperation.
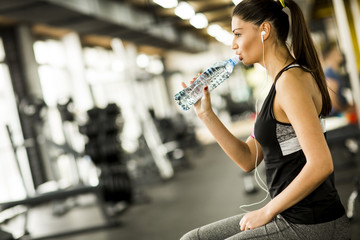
[239,206,275,231]
[182,74,213,119]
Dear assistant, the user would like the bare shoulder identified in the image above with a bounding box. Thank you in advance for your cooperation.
[274,67,322,120]
[275,67,315,95]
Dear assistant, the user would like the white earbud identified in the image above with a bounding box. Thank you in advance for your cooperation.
[261,31,266,42]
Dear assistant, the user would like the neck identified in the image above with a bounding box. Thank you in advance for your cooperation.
[261,42,294,81]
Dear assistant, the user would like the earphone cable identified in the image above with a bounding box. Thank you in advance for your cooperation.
[239,33,270,212]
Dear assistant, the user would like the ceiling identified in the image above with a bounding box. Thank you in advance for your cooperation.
[120,0,235,36]
[108,0,331,43]
[0,0,332,54]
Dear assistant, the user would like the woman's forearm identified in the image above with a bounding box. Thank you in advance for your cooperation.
[199,110,256,171]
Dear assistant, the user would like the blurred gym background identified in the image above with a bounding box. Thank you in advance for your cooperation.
[0,0,359,239]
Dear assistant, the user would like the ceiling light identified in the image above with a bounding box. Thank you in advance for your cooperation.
[136,54,149,68]
[207,24,233,46]
[215,30,233,46]
[207,24,222,37]
[232,0,243,5]
[190,13,208,29]
[147,58,164,75]
[175,2,195,20]
[153,0,178,8]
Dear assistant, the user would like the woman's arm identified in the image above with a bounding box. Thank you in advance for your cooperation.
[240,70,334,230]
[199,109,263,172]
[185,82,263,172]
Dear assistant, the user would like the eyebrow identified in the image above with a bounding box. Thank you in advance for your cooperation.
[232,28,243,33]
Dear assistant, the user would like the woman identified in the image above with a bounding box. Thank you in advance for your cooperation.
[180,0,350,239]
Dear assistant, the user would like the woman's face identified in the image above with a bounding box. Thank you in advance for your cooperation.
[231,16,263,65]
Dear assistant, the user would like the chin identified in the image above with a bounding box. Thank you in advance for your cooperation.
[241,60,251,66]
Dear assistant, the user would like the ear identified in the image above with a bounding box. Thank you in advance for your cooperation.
[259,22,271,41]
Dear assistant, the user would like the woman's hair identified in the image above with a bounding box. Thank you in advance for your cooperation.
[233,0,331,116]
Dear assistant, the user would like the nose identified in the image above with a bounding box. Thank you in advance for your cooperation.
[231,37,238,50]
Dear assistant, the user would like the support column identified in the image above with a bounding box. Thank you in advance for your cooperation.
[350,0,360,66]
[332,0,360,123]
[1,25,48,188]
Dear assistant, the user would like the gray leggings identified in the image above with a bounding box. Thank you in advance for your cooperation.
[180,214,350,240]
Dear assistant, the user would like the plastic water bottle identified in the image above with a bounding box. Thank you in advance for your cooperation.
[174,56,240,110]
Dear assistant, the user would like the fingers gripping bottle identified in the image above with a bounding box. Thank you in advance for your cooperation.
[174,56,240,110]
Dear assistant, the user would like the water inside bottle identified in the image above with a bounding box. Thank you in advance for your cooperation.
[174,65,230,110]
[174,89,192,110]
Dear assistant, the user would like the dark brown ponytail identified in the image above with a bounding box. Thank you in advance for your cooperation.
[285,0,331,116]
[233,0,331,116]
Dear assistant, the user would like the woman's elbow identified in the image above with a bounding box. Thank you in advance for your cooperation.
[325,154,335,175]
[307,158,334,180]
[319,160,334,179]
[238,163,255,173]
[326,162,334,175]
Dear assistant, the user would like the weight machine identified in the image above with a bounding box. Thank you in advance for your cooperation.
[0,101,133,239]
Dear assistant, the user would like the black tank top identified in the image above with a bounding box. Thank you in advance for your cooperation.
[254,63,345,224]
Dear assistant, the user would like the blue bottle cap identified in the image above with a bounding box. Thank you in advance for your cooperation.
[229,56,240,66]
